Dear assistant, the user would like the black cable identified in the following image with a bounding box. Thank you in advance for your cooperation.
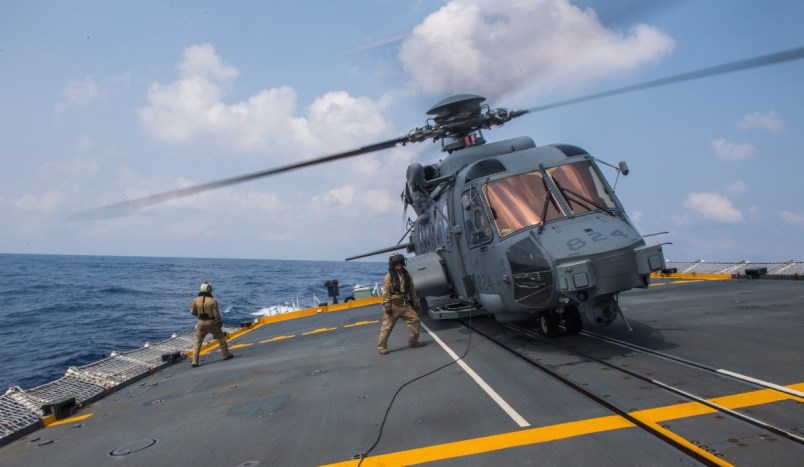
[356,308,475,465]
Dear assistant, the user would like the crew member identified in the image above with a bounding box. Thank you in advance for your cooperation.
[377,254,426,355]
[190,282,234,367]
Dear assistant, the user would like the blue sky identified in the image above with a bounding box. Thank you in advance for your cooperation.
[1,0,802,262]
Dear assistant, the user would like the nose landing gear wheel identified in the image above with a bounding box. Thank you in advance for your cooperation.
[539,311,560,338]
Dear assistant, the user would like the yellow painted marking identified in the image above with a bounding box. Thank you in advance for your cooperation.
[650,272,732,281]
[187,299,383,357]
[260,335,296,343]
[302,327,337,335]
[648,282,667,287]
[642,421,732,466]
[45,413,93,427]
[226,343,252,350]
[344,320,380,328]
[322,382,804,466]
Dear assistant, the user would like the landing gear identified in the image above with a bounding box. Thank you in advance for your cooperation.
[538,305,582,337]
[539,311,560,337]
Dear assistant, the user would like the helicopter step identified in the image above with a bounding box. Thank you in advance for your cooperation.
[426,298,488,320]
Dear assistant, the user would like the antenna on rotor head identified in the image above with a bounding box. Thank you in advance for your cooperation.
[406,94,529,153]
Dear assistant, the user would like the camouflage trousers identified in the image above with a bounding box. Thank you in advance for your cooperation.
[377,303,421,351]
[192,320,232,365]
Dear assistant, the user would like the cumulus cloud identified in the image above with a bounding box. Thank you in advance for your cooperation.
[138,44,394,157]
[684,192,742,223]
[398,0,675,98]
[711,138,757,161]
[737,111,783,132]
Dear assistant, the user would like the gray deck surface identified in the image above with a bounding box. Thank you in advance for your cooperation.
[1,277,802,466]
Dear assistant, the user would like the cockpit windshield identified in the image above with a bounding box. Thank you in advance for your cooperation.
[482,171,563,236]
[547,161,617,214]
[481,160,619,237]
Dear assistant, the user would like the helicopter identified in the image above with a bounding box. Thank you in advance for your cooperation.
[344,93,663,336]
[74,46,804,337]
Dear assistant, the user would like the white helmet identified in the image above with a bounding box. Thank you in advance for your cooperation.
[200,282,213,293]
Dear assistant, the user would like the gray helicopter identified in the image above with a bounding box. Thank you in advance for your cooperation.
[75,47,804,336]
[348,94,664,336]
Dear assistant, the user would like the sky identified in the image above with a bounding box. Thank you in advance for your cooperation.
[1,0,803,262]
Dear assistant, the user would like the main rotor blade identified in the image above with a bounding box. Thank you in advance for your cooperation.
[72,136,409,220]
[524,46,804,114]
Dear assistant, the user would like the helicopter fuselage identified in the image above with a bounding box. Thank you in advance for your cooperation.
[406,136,665,328]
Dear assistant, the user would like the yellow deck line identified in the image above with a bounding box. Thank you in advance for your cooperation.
[188,296,381,357]
[323,382,804,466]
[651,272,732,281]
[260,335,295,343]
[302,327,337,335]
[344,320,380,328]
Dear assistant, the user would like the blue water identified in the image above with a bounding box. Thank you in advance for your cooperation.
[0,253,386,393]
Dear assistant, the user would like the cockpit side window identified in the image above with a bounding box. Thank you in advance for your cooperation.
[463,188,493,247]
[546,161,617,215]
[482,171,564,236]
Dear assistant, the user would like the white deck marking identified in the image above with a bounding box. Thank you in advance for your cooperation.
[422,322,530,427]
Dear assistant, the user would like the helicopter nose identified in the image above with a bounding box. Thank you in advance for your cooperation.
[506,237,553,309]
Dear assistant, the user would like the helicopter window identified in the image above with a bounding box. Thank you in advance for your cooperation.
[463,189,493,247]
[547,161,617,215]
[482,171,564,236]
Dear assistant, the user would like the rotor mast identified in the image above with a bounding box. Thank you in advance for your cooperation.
[406,94,528,152]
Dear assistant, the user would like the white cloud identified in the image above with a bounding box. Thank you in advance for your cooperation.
[398,0,675,98]
[737,111,783,132]
[711,138,757,161]
[138,44,394,157]
[780,210,804,225]
[56,75,103,112]
[684,192,742,223]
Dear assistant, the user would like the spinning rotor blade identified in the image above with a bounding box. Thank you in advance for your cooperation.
[71,136,409,220]
[73,45,804,221]
[523,46,804,114]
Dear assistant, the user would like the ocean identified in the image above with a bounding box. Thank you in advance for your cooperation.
[0,253,387,394]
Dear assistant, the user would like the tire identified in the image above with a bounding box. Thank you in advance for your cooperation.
[539,311,560,338]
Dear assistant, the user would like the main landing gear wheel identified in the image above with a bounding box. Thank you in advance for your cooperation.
[562,304,582,335]
[539,311,560,338]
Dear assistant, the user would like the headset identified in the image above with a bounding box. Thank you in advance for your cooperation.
[388,253,406,268]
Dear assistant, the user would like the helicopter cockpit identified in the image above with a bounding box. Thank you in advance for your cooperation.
[482,159,619,237]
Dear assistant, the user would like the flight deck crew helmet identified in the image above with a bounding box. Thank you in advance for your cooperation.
[200,282,213,293]
[388,254,406,268]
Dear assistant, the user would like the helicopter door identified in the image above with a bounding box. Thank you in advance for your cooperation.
[461,188,493,249]
[460,187,507,312]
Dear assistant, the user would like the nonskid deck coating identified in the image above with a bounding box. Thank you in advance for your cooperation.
[0,278,802,466]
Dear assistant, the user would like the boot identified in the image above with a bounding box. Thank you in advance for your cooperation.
[378,347,389,355]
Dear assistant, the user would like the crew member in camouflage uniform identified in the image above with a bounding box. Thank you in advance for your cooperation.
[190,282,234,367]
[377,254,426,355]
